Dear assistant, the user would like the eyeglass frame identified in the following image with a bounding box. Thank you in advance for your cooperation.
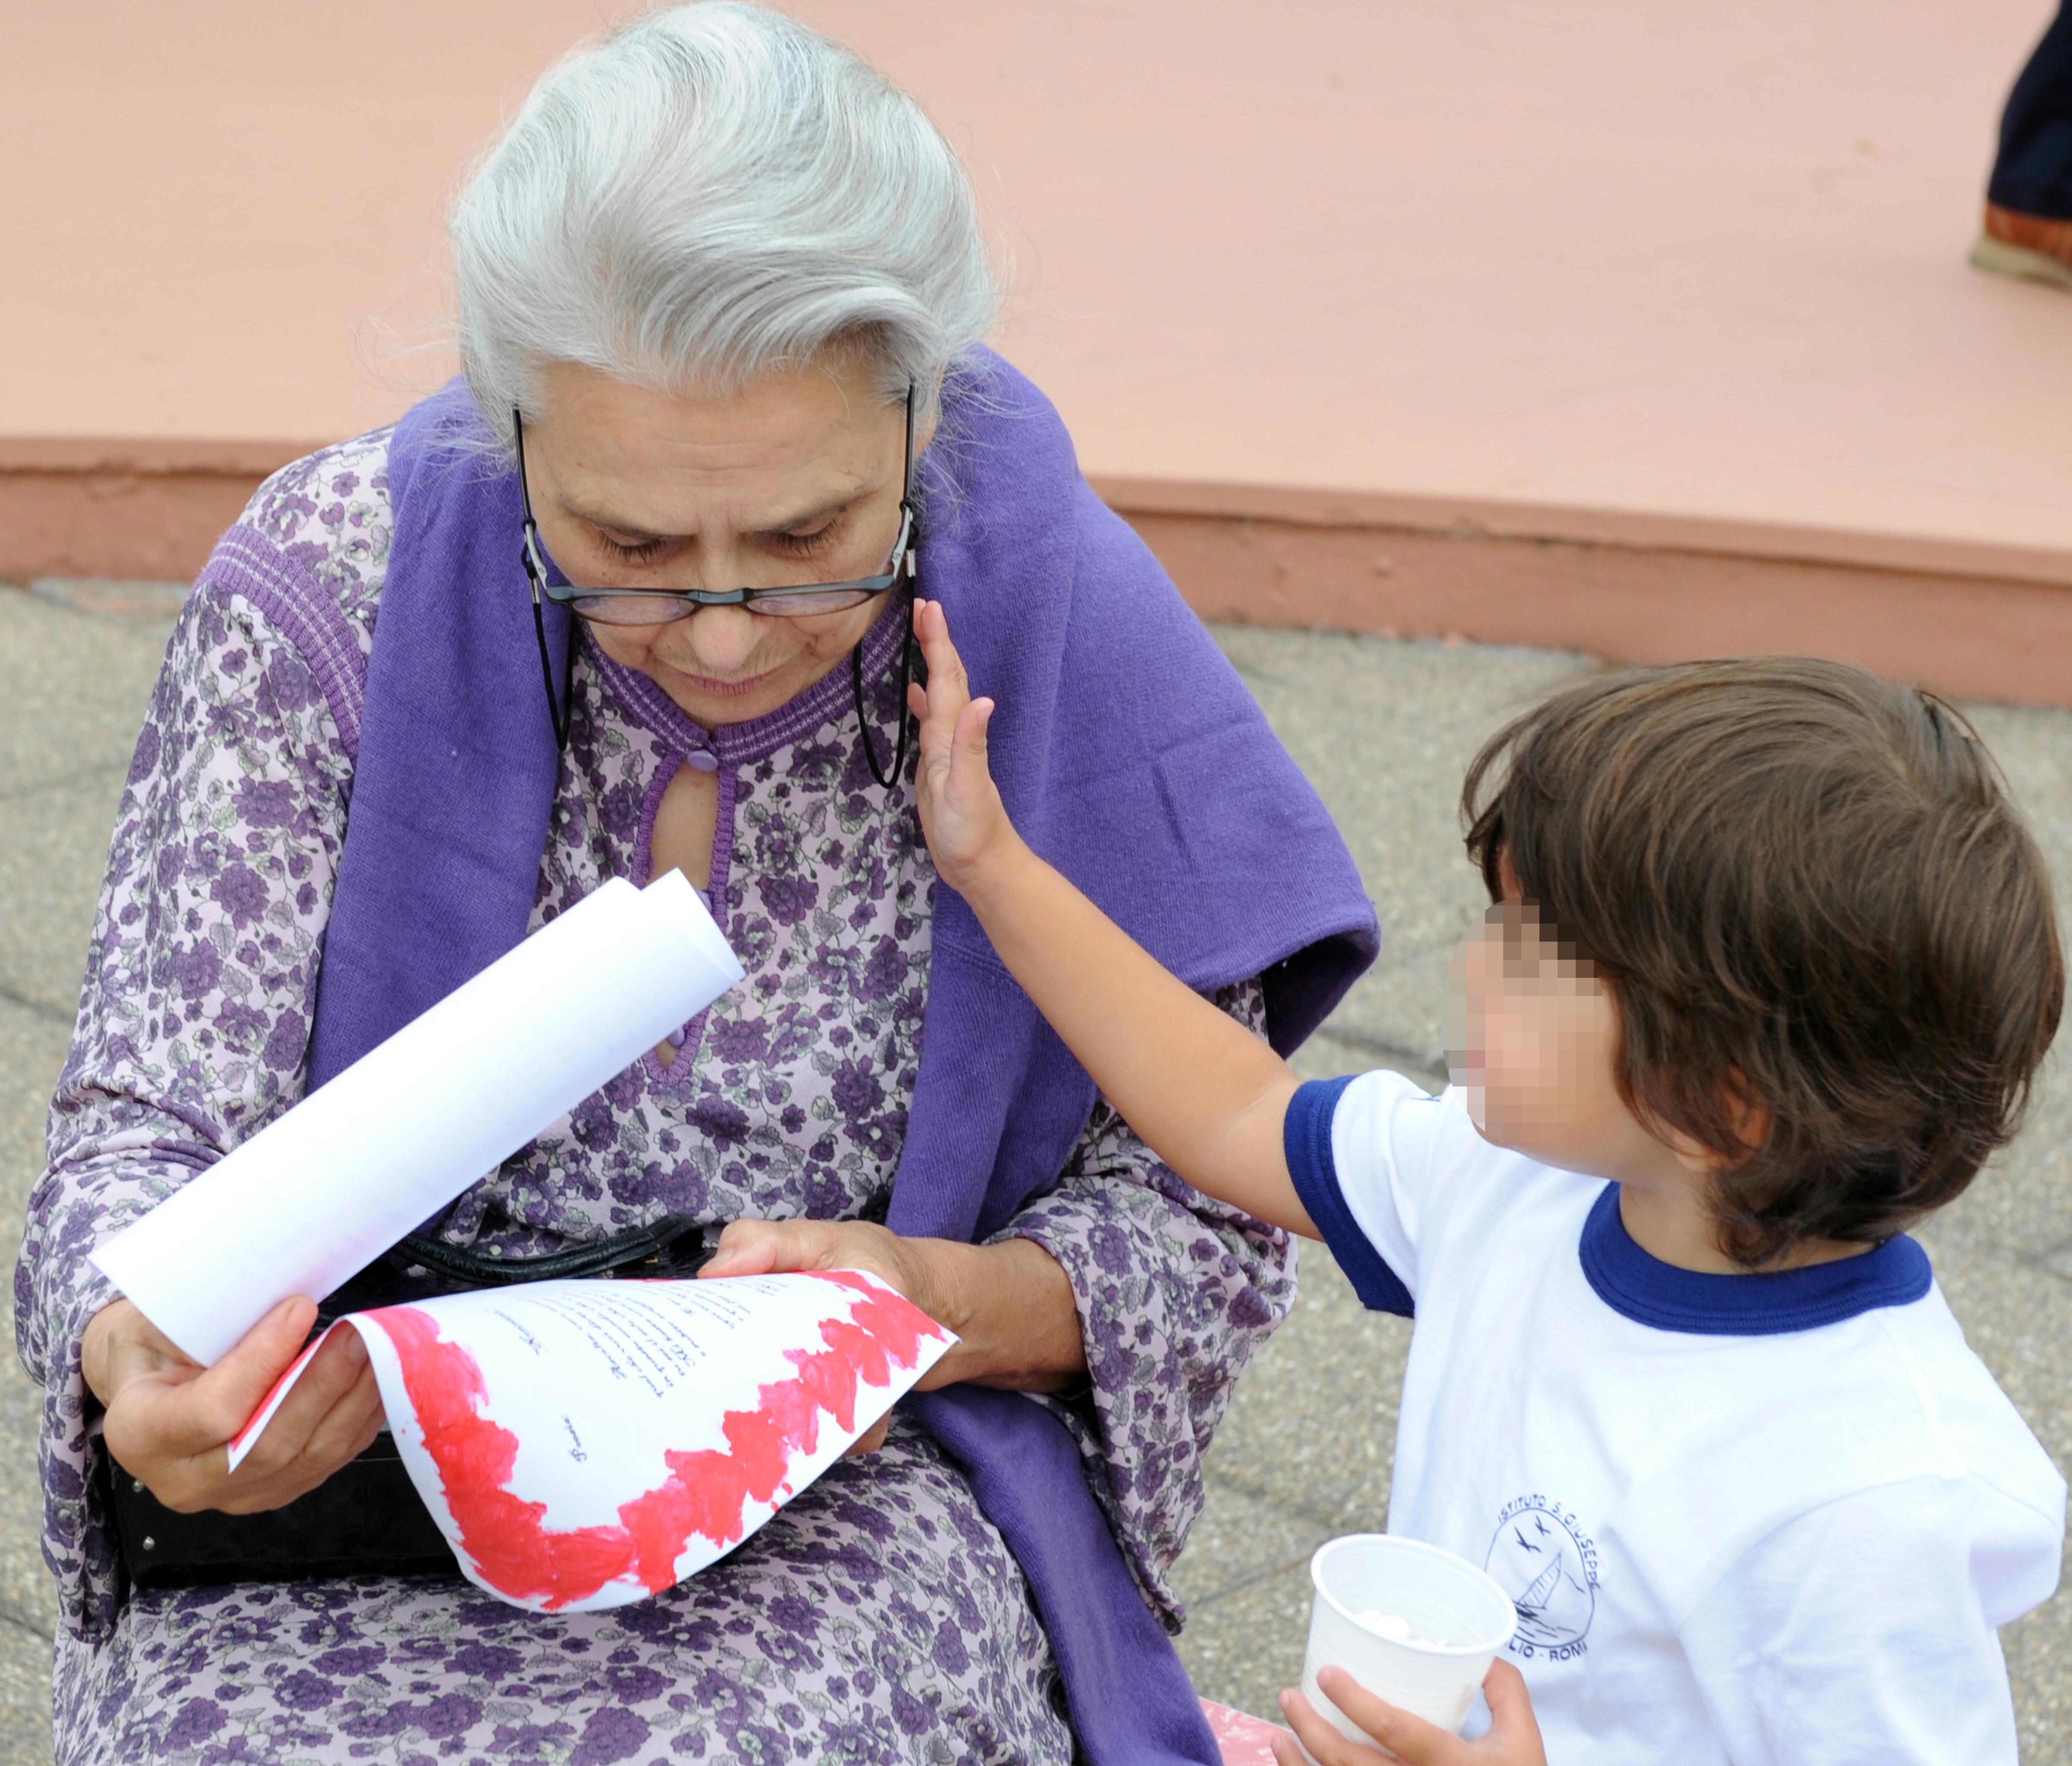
[513,383,920,787]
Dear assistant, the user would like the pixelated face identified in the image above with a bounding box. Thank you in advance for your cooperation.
[1446,900,1628,1174]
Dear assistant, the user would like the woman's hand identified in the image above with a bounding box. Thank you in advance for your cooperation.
[82,1295,384,1515]
[700,1218,1087,1455]
[1273,1663,1547,1766]
[907,598,1020,899]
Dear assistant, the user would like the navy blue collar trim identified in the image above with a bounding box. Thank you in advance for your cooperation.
[1578,1184,1930,1336]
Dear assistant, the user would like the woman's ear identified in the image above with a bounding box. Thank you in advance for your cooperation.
[914,370,946,456]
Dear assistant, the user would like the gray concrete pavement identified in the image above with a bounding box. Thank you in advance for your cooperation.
[2,586,2071,1759]
[0,586,178,1765]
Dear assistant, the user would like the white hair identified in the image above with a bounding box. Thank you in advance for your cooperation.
[450,2,997,446]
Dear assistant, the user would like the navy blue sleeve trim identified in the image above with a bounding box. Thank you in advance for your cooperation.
[1284,1077,1414,1317]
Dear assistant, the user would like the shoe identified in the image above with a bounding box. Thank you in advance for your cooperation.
[1971,203,2072,291]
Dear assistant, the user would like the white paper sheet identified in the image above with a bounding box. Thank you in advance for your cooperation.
[92,872,744,1366]
[227,1270,955,1612]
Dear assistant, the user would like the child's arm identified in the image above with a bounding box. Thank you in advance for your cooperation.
[907,598,1317,1240]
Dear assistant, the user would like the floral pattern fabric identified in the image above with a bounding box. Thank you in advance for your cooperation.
[16,430,1296,1765]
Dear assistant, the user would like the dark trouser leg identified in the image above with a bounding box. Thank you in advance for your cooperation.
[1990,2,2072,219]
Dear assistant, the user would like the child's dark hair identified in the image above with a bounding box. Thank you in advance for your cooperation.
[1461,657,2062,1268]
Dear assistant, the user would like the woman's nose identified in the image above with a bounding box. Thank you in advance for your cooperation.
[679,604,762,676]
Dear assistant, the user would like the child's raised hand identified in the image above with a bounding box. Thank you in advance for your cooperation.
[1273,1663,1546,1766]
[906,598,1019,895]
[897,598,1310,1241]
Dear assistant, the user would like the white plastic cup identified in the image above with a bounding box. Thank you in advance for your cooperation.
[1298,1534,1518,1749]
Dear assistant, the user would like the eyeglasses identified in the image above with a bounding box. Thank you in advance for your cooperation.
[515,384,919,788]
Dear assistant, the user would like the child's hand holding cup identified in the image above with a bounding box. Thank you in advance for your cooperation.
[1276,1535,1544,1766]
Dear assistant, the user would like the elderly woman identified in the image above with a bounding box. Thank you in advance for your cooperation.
[18,7,1375,1763]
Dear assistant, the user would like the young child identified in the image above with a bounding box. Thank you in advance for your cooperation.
[903,599,2067,1766]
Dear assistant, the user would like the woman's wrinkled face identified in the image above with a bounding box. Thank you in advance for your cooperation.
[520,355,926,728]
[1446,897,1649,1180]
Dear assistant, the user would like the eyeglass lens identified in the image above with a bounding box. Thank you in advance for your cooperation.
[569,585,881,627]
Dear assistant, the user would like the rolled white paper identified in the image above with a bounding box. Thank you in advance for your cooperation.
[92,871,744,1366]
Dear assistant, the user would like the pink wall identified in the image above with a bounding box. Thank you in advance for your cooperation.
[6,3,2072,695]
[1,2,629,445]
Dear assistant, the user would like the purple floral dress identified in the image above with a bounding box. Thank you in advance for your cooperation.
[15,431,1295,1765]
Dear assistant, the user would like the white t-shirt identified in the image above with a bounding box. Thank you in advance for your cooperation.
[1284,1070,2066,1766]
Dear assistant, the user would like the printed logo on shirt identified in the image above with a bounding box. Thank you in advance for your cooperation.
[1486,1496,1599,1662]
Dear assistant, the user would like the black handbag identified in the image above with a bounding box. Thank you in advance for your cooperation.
[104,1217,713,1591]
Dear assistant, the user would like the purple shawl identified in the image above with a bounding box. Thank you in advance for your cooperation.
[307,350,1378,1763]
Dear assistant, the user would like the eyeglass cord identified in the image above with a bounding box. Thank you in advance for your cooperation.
[533,582,573,750]
[851,606,917,790]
